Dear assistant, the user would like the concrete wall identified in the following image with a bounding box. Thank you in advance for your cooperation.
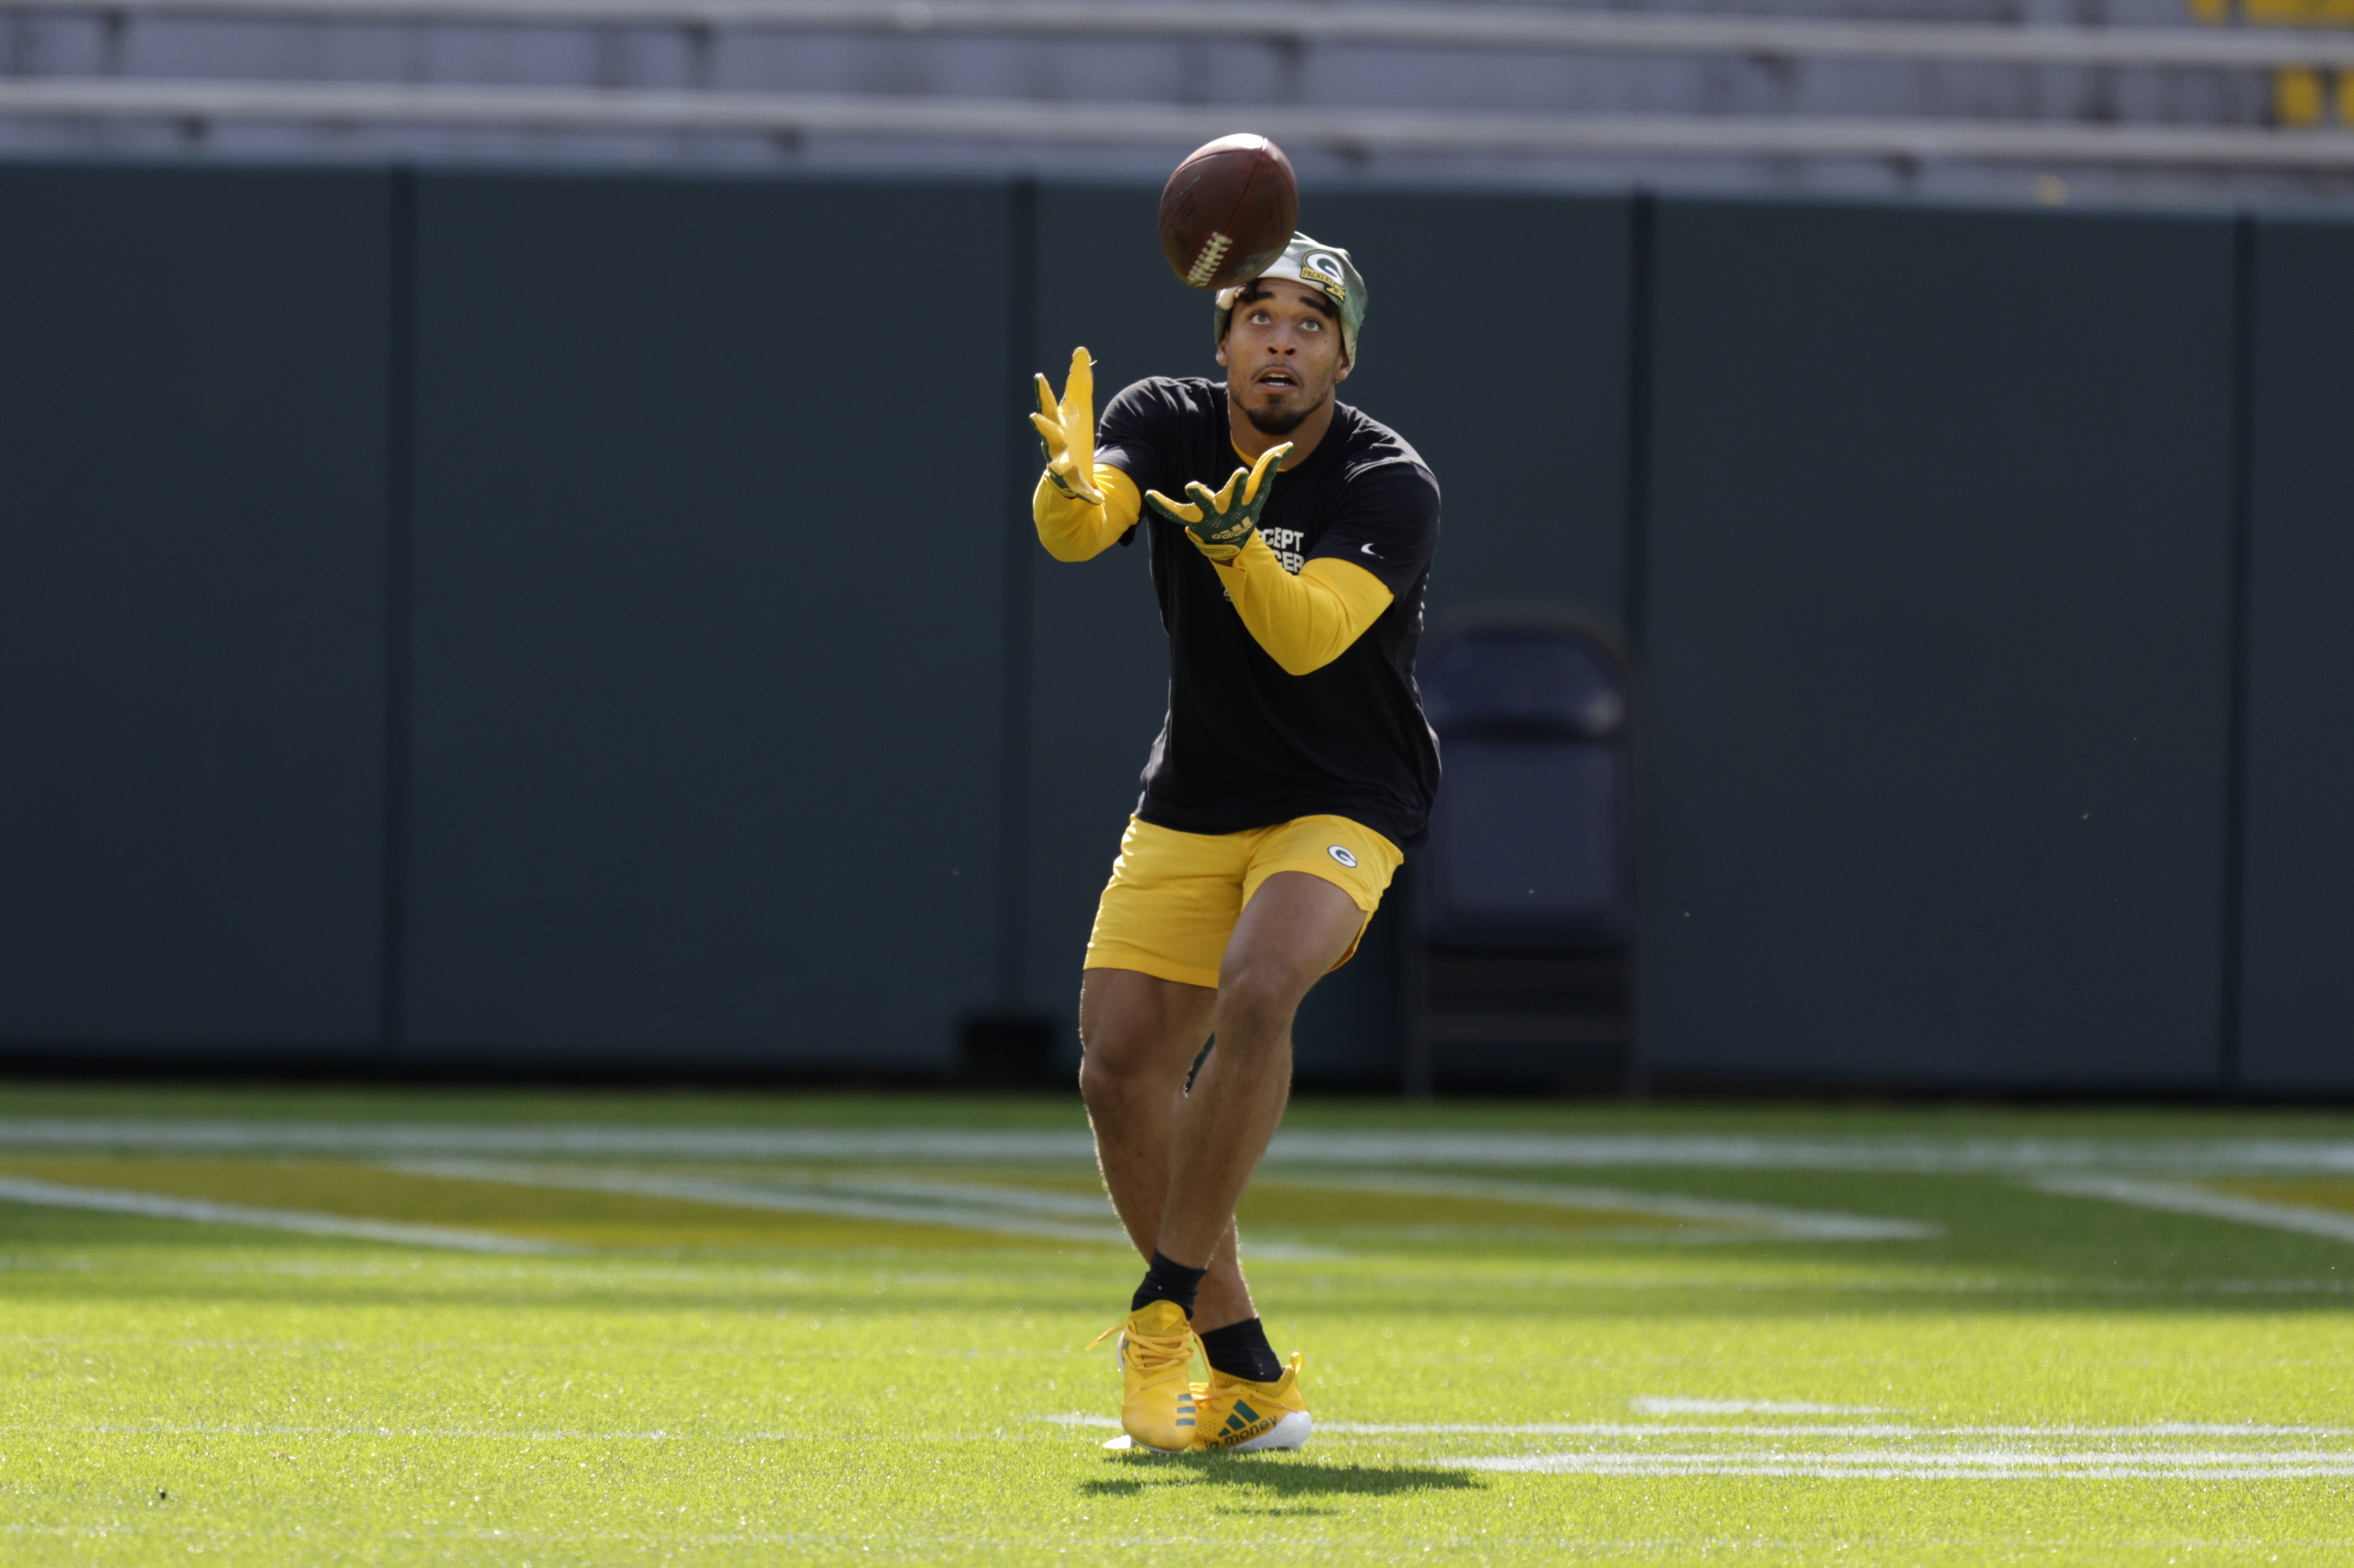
[0,160,2346,1092]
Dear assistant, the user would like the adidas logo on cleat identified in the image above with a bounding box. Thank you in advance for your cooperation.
[1194,1353,1311,1452]
[1219,1399,1273,1443]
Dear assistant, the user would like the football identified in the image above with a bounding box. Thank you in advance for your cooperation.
[1157,133,1300,291]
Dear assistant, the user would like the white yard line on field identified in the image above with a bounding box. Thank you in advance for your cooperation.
[0,1119,1099,1162]
[1451,1450,2354,1478]
[1265,1173,1938,1240]
[382,1160,1133,1246]
[0,1175,562,1253]
[2,1119,2353,1176]
[1035,1414,2354,1438]
[2032,1175,2354,1244]
[1045,1408,2354,1477]
[1257,1132,2354,1176]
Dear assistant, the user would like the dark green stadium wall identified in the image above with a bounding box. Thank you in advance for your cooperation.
[398,171,1013,1071]
[1636,199,2241,1090]
[0,165,394,1055]
[0,160,2348,1093]
[2236,217,2354,1093]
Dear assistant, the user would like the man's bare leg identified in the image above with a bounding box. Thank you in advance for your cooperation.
[1076,968,1258,1330]
[1078,874,1366,1452]
[1157,872,1364,1268]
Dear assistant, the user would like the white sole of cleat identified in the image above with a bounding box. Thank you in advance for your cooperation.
[1220,1411,1312,1453]
[1101,1433,1190,1455]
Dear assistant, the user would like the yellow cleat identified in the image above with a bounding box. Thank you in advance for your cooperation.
[1191,1353,1312,1452]
[1096,1300,1200,1453]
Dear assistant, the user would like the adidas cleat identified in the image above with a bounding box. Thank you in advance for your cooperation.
[1192,1352,1312,1452]
[1093,1300,1200,1453]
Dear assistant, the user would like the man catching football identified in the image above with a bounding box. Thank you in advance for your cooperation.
[1028,234,1442,1454]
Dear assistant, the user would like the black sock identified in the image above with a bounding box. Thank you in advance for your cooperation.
[1198,1317,1284,1383]
[1130,1251,1208,1317]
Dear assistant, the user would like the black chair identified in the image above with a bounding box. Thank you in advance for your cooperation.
[1404,611,1637,1094]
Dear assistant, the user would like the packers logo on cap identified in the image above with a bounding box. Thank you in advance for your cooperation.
[1299,251,1348,303]
[1212,232,1369,364]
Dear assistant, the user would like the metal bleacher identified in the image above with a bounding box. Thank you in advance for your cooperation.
[1,0,2352,202]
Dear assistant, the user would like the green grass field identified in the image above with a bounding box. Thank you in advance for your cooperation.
[3,1085,2351,1564]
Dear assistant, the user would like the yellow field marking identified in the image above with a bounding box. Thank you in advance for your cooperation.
[0,1158,1050,1252]
[2208,1177,2354,1217]
[1236,1182,1691,1236]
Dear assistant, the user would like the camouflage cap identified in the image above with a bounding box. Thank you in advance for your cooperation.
[1213,232,1367,365]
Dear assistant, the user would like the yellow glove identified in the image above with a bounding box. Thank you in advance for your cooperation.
[1030,347,1104,506]
[1143,443,1292,563]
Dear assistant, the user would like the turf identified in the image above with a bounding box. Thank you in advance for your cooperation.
[2,1086,2351,1565]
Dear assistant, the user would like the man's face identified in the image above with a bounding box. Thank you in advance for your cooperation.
[1217,277,1351,438]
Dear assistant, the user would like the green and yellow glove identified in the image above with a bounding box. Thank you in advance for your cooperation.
[1030,346,1104,506]
[1144,443,1293,563]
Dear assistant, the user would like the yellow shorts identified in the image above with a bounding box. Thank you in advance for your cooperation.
[1083,814,1405,991]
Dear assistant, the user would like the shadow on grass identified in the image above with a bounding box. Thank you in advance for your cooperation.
[1087,1451,1477,1497]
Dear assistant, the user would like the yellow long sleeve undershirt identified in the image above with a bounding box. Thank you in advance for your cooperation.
[1033,463,1395,676]
[1208,532,1395,676]
[1032,465,1142,562]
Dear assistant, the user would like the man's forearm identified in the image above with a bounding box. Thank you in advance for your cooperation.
[1034,465,1143,563]
[1210,539,1393,675]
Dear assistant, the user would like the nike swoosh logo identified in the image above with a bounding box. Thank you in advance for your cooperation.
[1359,543,1383,559]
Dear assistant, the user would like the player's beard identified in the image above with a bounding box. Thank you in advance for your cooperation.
[1241,384,1330,438]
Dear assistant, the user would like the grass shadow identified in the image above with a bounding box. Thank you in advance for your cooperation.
[1094,1452,1477,1496]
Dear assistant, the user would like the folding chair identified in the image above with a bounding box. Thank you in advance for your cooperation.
[1404,611,1637,1094]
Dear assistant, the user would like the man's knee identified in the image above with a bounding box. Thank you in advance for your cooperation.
[1078,1011,1197,1101]
[1077,1042,1149,1105]
[1079,969,1215,1091]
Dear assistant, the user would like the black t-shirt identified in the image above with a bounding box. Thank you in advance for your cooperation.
[1095,375,1442,848]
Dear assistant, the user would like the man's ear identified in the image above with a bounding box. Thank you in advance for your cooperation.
[1214,337,1230,368]
[1334,353,1352,383]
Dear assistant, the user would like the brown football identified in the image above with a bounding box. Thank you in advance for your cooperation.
[1158,133,1299,291]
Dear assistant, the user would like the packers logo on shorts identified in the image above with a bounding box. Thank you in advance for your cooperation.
[1327,845,1359,868]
